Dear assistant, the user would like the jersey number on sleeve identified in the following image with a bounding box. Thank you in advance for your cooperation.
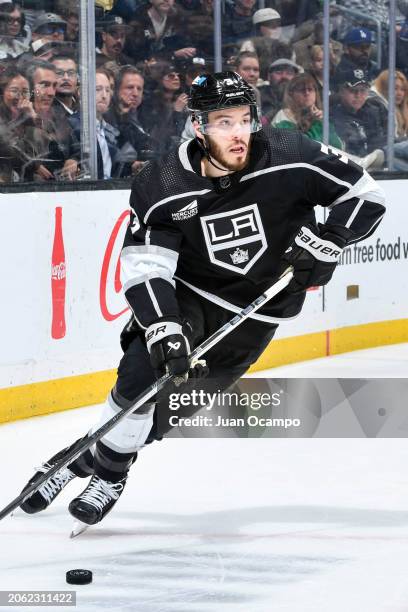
[320,143,349,165]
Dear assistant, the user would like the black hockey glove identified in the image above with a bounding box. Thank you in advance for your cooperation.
[146,319,191,386]
[282,223,351,294]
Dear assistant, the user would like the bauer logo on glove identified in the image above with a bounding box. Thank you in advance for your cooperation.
[294,226,343,262]
[283,223,352,294]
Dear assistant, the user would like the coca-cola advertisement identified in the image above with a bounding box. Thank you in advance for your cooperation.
[51,206,66,340]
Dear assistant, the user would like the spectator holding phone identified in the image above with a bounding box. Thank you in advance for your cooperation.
[272,73,342,148]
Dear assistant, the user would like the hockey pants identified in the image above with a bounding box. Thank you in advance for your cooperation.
[70,285,278,482]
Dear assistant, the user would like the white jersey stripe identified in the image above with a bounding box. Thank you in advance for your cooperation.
[146,280,163,318]
[123,272,176,293]
[178,139,194,172]
[240,163,353,190]
[346,215,385,244]
[121,245,178,261]
[345,198,364,228]
[175,276,300,324]
[121,249,178,292]
[331,170,386,207]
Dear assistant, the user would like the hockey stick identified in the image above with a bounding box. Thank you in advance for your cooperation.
[0,266,293,521]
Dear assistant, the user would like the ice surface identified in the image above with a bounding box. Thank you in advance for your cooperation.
[1,344,408,612]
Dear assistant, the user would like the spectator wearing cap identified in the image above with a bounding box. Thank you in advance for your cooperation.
[334,27,378,88]
[0,1,31,60]
[137,0,195,62]
[222,0,257,55]
[16,12,67,68]
[258,58,301,123]
[240,8,294,80]
[104,65,155,176]
[139,61,188,155]
[51,52,79,115]
[293,21,342,73]
[96,14,133,68]
[333,0,394,78]
[331,68,386,163]
[251,8,282,41]
[31,12,66,45]
[271,73,342,148]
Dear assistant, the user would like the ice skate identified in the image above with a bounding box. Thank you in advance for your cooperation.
[20,458,76,515]
[18,434,95,515]
[68,474,127,526]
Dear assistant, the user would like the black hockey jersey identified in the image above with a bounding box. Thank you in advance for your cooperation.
[121,129,385,328]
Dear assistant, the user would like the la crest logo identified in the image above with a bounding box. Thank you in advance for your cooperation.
[200,204,267,274]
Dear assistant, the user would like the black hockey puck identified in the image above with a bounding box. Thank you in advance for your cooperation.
[66,569,93,585]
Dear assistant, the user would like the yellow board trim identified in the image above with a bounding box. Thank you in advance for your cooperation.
[1,318,407,424]
[251,317,408,372]
[0,370,117,425]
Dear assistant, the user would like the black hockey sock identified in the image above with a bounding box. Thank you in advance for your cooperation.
[93,440,138,483]
[68,447,95,478]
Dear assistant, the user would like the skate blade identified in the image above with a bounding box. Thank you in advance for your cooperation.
[70,520,90,538]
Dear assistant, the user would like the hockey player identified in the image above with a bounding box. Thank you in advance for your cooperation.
[19,72,385,527]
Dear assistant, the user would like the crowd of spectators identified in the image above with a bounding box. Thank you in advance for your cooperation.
[0,0,408,182]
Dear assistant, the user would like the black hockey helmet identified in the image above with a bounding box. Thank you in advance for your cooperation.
[188,71,261,134]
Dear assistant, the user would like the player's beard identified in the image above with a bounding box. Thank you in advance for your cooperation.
[207,135,251,172]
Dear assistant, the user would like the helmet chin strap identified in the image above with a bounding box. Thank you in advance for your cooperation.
[196,135,231,174]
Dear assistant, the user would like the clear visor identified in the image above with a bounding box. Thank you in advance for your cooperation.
[196,109,261,136]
